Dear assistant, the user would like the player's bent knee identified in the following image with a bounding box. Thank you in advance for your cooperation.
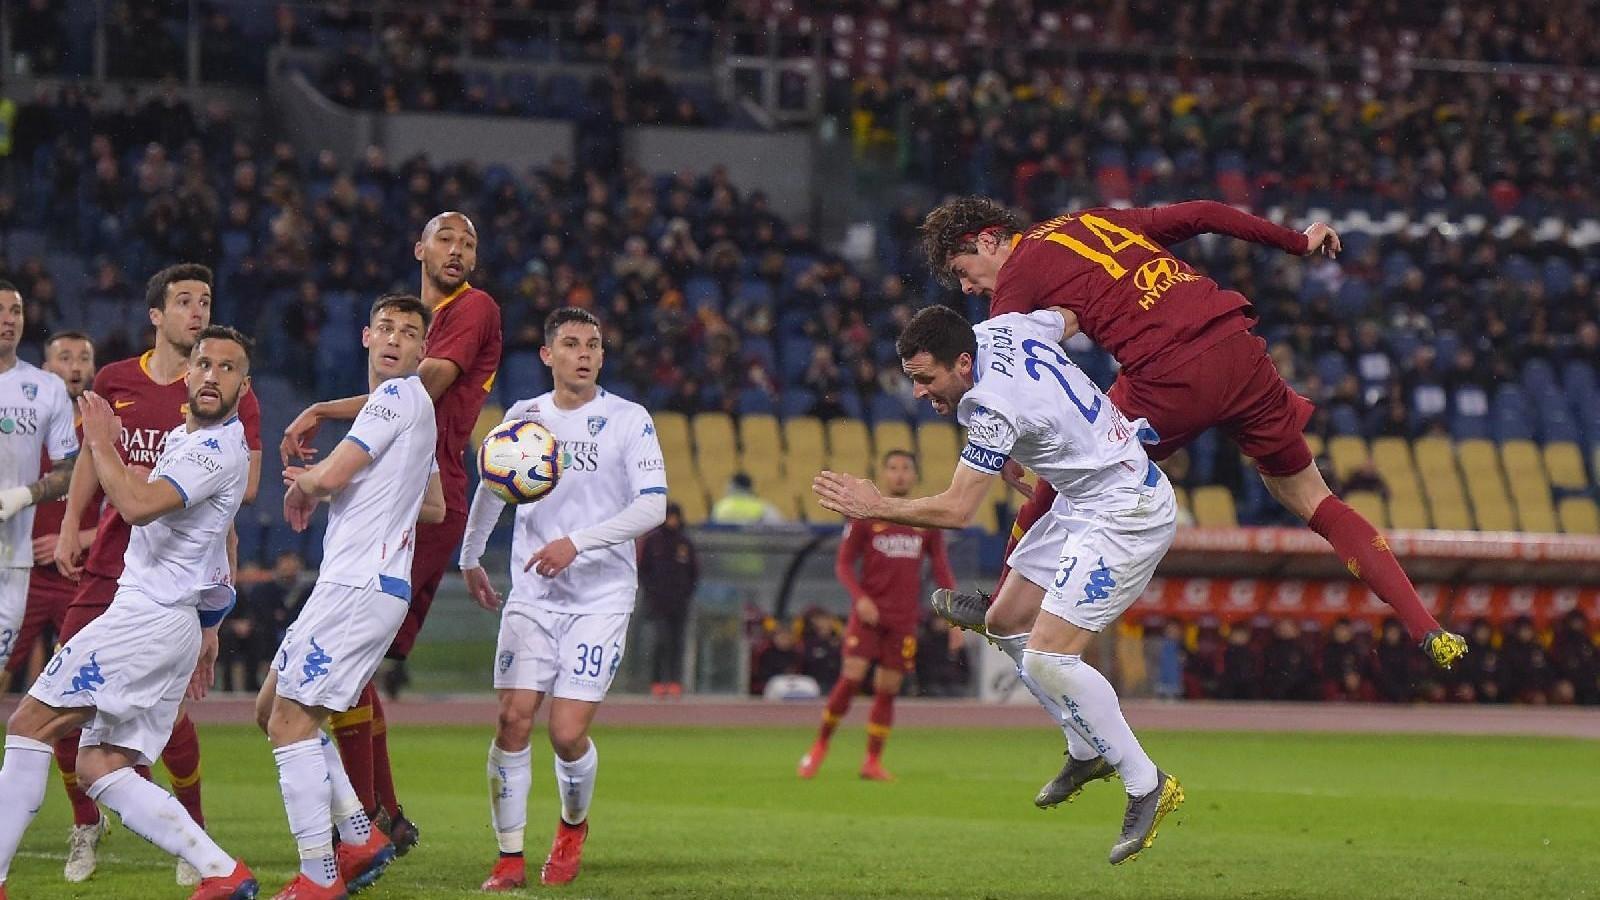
[548,726,590,762]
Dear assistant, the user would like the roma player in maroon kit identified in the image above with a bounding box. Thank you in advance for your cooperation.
[920,198,1467,670]
[798,450,956,782]
[282,211,503,853]
[0,332,97,698]
[51,265,263,887]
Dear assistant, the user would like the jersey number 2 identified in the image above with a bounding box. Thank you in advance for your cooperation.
[1022,339,1101,423]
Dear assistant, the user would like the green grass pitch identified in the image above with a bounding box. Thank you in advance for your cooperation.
[5,724,1596,899]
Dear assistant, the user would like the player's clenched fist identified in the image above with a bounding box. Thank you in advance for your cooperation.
[1302,222,1341,258]
[813,470,883,519]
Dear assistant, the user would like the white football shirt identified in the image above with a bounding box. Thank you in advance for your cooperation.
[958,311,1160,514]
[467,389,667,614]
[0,361,77,568]
[120,416,248,617]
[318,375,438,598]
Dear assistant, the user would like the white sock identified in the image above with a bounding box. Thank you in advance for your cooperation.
[488,742,532,854]
[991,633,1097,760]
[0,735,53,882]
[1023,649,1159,796]
[554,741,597,826]
[86,766,234,878]
[273,738,337,886]
[319,732,371,846]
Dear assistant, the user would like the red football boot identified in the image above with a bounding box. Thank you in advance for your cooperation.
[859,756,895,782]
[539,820,589,886]
[481,855,528,891]
[796,740,828,779]
[189,860,259,900]
[269,873,348,899]
[336,831,395,894]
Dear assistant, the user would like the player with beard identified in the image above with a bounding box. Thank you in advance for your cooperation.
[281,212,503,853]
[0,325,260,900]
[1,331,98,697]
[51,265,263,887]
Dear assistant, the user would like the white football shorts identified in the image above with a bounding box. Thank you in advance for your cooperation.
[30,587,200,766]
[1009,476,1177,632]
[273,578,410,712]
[0,566,28,672]
[494,603,630,702]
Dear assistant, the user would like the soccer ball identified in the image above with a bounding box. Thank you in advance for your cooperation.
[477,419,563,504]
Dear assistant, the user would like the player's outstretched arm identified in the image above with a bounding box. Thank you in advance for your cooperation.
[1140,200,1313,254]
[418,356,464,402]
[54,443,99,579]
[280,394,368,464]
[78,393,185,526]
[459,480,509,611]
[814,465,992,530]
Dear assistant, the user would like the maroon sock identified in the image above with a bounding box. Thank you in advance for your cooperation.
[331,683,378,811]
[817,677,860,743]
[53,732,101,826]
[162,712,204,827]
[866,690,895,757]
[1308,496,1441,640]
[371,690,400,818]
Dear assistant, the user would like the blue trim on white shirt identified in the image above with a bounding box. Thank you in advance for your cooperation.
[198,594,236,628]
[158,474,190,506]
[343,434,372,453]
[378,575,412,602]
[960,442,1009,474]
[639,487,668,495]
[1144,461,1161,488]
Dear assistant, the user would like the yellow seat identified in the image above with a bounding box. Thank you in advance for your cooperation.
[1327,435,1369,481]
[1456,439,1516,531]
[739,414,783,468]
[872,420,916,461]
[1370,437,1429,529]
[1413,436,1473,529]
[1191,485,1238,527]
[669,470,710,525]
[1502,440,1558,533]
[1558,497,1600,535]
[655,412,691,458]
[916,421,960,496]
[692,412,739,488]
[1544,442,1589,491]
[1387,492,1430,530]
[1344,491,1388,529]
[826,419,874,477]
[1304,433,1325,461]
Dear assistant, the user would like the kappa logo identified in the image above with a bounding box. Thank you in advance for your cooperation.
[300,638,333,687]
[21,382,37,401]
[608,644,623,678]
[382,384,400,396]
[498,651,515,674]
[642,422,655,436]
[201,438,221,451]
[587,416,608,436]
[1077,557,1117,606]
[69,652,105,694]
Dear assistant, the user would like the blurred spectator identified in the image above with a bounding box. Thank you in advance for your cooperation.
[222,551,303,692]
[711,473,785,525]
[639,502,699,699]
[1320,619,1375,702]
[1500,616,1553,704]
[800,607,844,691]
[1150,620,1185,700]
[750,623,802,695]
[1262,619,1317,701]
[1183,621,1224,699]
[1450,618,1505,703]
[1216,624,1261,700]
[1371,619,1418,703]
[1549,611,1599,705]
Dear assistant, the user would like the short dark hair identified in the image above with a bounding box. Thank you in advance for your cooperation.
[896,305,976,367]
[146,263,213,310]
[193,324,253,371]
[544,307,602,345]
[370,293,431,329]
[920,197,1023,287]
[880,448,918,471]
[45,330,94,350]
[0,279,19,297]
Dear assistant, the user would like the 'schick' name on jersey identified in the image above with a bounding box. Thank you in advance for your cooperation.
[121,425,172,466]
[0,405,43,435]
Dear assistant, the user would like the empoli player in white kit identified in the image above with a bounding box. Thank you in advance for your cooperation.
[459,307,667,891]
[0,281,78,676]
[255,294,444,900]
[814,305,1185,866]
[0,326,258,900]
